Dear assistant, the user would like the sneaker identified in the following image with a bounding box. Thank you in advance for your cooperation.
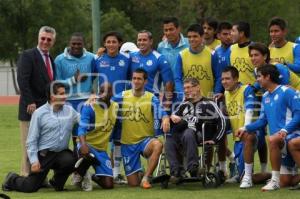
[225,174,239,183]
[81,172,93,191]
[240,176,253,189]
[289,183,300,190]
[261,179,280,191]
[71,173,82,187]
[114,174,127,185]
[140,178,152,189]
[2,172,18,191]
[229,162,236,178]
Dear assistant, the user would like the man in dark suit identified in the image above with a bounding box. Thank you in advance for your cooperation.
[17,26,56,177]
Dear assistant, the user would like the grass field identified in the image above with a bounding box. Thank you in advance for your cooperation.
[0,105,299,199]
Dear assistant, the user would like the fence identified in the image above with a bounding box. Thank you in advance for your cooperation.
[0,65,18,96]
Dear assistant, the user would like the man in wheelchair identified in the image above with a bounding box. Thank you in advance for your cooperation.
[166,77,226,182]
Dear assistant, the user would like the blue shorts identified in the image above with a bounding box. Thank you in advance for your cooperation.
[281,133,300,168]
[78,143,113,177]
[121,137,153,176]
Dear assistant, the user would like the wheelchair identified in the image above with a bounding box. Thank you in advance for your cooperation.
[152,121,225,189]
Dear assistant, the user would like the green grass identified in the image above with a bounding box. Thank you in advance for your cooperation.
[0,105,299,199]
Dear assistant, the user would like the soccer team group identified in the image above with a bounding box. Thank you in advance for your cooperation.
[2,16,300,193]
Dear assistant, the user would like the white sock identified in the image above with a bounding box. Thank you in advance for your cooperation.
[113,145,122,178]
[271,171,280,182]
[219,161,227,173]
[260,163,268,173]
[244,163,253,179]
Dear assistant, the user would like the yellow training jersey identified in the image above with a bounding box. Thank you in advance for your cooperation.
[206,39,221,51]
[270,41,294,65]
[180,47,214,97]
[86,102,118,151]
[225,85,248,140]
[121,90,155,144]
[230,44,255,85]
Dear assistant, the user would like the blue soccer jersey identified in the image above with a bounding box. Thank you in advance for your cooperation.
[93,53,131,95]
[246,85,300,135]
[129,50,173,94]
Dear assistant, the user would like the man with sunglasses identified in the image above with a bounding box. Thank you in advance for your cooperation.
[17,26,56,179]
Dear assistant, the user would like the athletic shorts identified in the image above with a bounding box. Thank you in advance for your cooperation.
[78,143,113,177]
[121,137,154,176]
[281,133,300,169]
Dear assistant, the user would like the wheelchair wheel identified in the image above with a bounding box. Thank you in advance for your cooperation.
[202,172,220,188]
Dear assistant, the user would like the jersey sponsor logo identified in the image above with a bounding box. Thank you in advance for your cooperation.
[146,60,153,66]
[185,64,210,80]
[123,106,150,123]
[227,100,244,116]
[119,60,125,67]
[270,57,286,64]
[232,58,253,73]
[265,97,270,104]
[132,56,139,63]
[99,61,110,67]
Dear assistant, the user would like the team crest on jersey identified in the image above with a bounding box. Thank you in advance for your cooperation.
[118,60,125,67]
[232,58,253,73]
[146,60,153,66]
[185,64,210,80]
[227,100,244,117]
[105,160,112,169]
[99,61,110,67]
[123,106,149,123]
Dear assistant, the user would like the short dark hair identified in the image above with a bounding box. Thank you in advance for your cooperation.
[184,77,200,86]
[70,32,85,42]
[46,82,66,102]
[138,30,153,40]
[163,17,179,28]
[217,21,232,33]
[233,21,250,38]
[102,31,123,43]
[268,17,287,30]
[201,17,218,31]
[249,42,270,63]
[187,24,204,36]
[256,64,280,84]
[133,68,148,80]
[222,66,239,79]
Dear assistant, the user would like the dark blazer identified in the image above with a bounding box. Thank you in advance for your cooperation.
[17,47,55,121]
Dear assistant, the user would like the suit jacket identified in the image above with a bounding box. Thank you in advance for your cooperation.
[17,47,55,121]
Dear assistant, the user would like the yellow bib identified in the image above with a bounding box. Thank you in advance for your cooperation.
[225,85,248,140]
[230,44,255,85]
[121,90,154,144]
[86,102,118,151]
[270,41,294,65]
[207,39,221,51]
[289,70,300,90]
[180,47,214,97]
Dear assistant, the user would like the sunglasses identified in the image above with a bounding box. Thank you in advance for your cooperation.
[41,37,52,42]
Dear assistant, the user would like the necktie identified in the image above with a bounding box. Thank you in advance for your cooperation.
[44,53,53,81]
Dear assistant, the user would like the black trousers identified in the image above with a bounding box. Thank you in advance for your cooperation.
[8,149,75,193]
[165,128,199,176]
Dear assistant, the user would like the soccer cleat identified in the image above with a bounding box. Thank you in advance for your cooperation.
[261,179,280,191]
[81,172,93,191]
[240,176,253,189]
[114,174,127,185]
[140,179,152,189]
[2,172,18,191]
[71,173,82,187]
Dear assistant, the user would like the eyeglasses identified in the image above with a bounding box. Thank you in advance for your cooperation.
[41,37,52,42]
